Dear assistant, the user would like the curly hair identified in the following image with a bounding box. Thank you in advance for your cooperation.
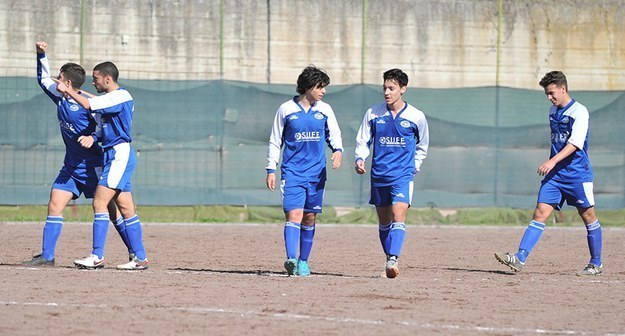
[296,65,330,94]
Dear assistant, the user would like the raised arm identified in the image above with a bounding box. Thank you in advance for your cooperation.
[36,41,62,102]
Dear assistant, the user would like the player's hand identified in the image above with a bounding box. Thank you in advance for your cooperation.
[537,160,556,176]
[35,41,48,54]
[52,78,69,94]
[331,151,342,170]
[266,173,276,191]
[78,135,95,148]
[354,159,366,175]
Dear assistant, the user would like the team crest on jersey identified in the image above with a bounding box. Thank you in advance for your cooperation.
[314,112,324,120]
[561,117,569,124]
[69,104,80,112]
[400,120,410,128]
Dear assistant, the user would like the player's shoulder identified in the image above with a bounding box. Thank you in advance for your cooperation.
[404,103,426,116]
[368,102,388,117]
[569,100,589,114]
[314,100,335,115]
[400,103,427,123]
[111,88,133,102]
[277,99,298,116]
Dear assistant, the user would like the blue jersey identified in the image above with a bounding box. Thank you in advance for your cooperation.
[37,53,102,169]
[544,99,593,183]
[88,88,134,149]
[355,102,429,187]
[266,97,343,182]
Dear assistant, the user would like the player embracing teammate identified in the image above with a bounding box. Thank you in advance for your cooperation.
[55,61,149,270]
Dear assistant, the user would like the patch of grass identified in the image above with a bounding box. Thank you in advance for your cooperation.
[1,205,623,226]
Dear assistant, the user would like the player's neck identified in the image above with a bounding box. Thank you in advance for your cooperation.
[558,96,572,109]
[297,95,313,111]
[106,83,120,93]
[387,100,405,115]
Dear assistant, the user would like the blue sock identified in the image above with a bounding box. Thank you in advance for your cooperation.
[585,220,602,266]
[284,222,301,260]
[388,222,406,257]
[41,216,63,261]
[378,223,392,255]
[92,213,110,259]
[125,215,147,260]
[517,220,545,263]
[299,224,315,261]
[113,216,132,254]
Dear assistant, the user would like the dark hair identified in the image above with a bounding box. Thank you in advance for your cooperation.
[296,65,330,94]
[383,68,409,87]
[93,61,119,82]
[60,63,86,89]
[539,71,567,90]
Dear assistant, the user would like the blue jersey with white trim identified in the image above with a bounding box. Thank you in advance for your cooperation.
[545,99,593,183]
[88,88,134,149]
[37,53,102,169]
[355,102,429,187]
[266,97,343,182]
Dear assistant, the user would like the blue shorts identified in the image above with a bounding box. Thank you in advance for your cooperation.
[100,143,135,192]
[537,179,595,210]
[280,178,326,213]
[53,165,101,199]
[369,181,414,207]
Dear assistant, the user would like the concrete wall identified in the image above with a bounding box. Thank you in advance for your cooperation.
[1,0,624,89]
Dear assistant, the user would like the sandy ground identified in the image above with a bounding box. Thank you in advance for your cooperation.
[1,221,624,336]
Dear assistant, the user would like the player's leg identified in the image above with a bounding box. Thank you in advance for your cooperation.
[297,212,316,276]
[296,180,325,276]
[570,182,602,276]
[74,185,117,269]
[91,164,133,260]
[282,179,305,276]
[23,188,74,266]
[386,181,412,259]
[25,166,79,266]
[495,181,558,272]
[516,202,552,260]
[577,206,602,275]
[115,191,149,270]
[371,186,393,256]
[107,200,133,260]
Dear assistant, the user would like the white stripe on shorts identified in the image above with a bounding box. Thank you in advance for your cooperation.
[107,142,130,189]
[582,182,595,207]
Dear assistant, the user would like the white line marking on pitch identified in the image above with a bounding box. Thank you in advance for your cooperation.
[0,300,593,335]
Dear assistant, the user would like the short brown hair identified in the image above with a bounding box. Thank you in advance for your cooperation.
[539,71,567,90]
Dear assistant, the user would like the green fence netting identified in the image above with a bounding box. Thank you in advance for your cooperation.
[1,78,624,208]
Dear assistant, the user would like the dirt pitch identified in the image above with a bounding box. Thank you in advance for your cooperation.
[1,222,624,336]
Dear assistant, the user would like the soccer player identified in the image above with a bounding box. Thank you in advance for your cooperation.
[54,61,149,270]
[22,41,133,267]
[265,65,343,277]
[495,71,603,276]
[354,68,429,278]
